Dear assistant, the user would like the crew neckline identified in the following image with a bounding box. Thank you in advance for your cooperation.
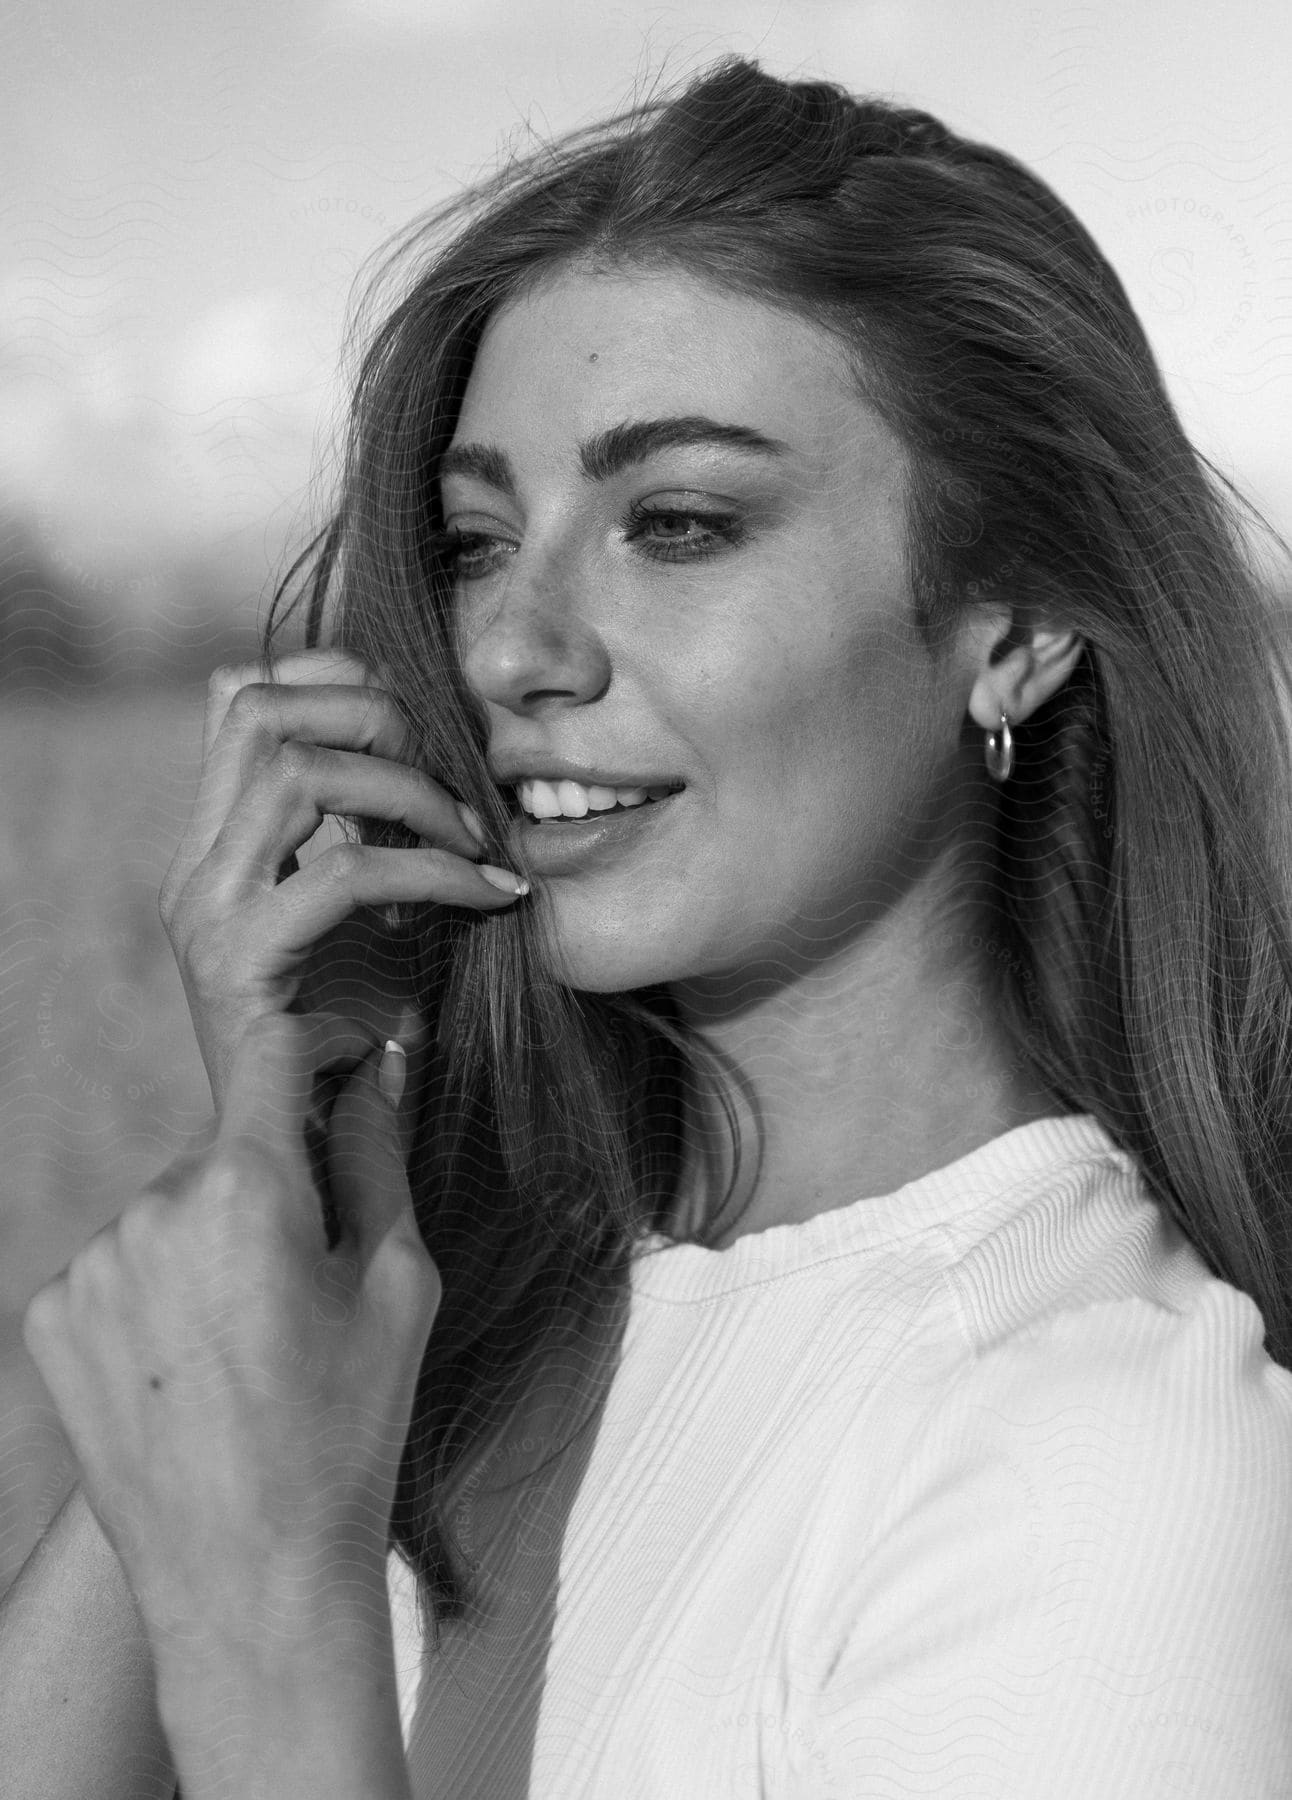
[629,1112,1130,1300]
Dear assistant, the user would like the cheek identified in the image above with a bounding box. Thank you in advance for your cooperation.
[746,630,945,848]
[448,587,484,665]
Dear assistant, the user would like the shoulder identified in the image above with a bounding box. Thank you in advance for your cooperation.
[806,1282,1292,1793]
[921,1114,1292,1545]
[939,1120,1292,1463]
[964,1274,1292,1475]
[808,1264,1292,1659]
[935,1275,1292,1596]
[826,1274,1292,1682]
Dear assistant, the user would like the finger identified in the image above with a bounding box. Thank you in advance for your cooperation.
[216,1010,378,1174]
[325,1044,420,1268]
[178,685,458,901]
[207,740,487,885]
[170,673,396,910]
[210,844,528,978]
[169,669,475,907]
[139,1115,223,1199]
[202,650,379,763]
[283,917,429,1134]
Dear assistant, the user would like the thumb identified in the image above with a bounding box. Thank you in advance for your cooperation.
[324,1040,417,1268]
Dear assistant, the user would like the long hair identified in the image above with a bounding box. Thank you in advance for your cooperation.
[264,58,1292,1634]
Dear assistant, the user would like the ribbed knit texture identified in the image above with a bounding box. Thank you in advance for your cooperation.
[386,1113,1292,1796]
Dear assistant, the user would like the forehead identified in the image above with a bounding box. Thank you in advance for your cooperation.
[450,265,894,475]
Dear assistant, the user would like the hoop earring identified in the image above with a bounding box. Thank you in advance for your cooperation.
[984,708,1014,782]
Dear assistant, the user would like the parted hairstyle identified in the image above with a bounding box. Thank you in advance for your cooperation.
[265,57,1292,1635]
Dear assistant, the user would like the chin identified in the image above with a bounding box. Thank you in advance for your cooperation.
[531,904,705,996]
[549,943,688,997]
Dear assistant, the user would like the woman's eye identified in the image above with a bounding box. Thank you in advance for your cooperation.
[624,503,745,562]
[432,507,745,578]
[432,529,516,581]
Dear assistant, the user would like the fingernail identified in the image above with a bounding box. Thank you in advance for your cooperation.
[455,803,487,849]
[478,865,530,897]
[378,1039,406,1108]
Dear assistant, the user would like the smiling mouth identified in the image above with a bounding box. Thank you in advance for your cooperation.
[493,784,683,875]
[505,778,685,825]
[522,793,671,824]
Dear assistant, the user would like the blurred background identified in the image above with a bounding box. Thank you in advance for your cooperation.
[3,0,1291,1593]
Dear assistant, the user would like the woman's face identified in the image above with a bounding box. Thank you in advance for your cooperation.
[443,263,986,994]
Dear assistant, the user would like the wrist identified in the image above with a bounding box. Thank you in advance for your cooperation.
[154,1618,410,1800]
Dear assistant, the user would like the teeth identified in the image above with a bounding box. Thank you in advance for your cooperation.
[519,779,559,821]
[556,779,589,819]
[518,777,673,821]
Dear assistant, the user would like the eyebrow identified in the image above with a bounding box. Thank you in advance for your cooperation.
[437,416,791,497]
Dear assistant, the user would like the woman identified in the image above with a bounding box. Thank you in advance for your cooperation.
[5,56,1292,1800]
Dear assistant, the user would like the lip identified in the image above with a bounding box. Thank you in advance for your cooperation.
[510,791,679,875]
[489,755,684,790]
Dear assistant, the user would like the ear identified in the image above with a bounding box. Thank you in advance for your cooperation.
[960,603,1086,731]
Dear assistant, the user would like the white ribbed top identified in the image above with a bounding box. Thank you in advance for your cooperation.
[386,1113,1292,1797]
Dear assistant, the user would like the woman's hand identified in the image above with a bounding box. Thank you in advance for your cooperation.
[20,1009,435,1703]
[159,649,526,1111]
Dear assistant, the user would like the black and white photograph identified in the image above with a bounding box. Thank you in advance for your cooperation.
[2,4,1290,1795]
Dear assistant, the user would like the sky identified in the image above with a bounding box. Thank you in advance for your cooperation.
[3,0,1291,625]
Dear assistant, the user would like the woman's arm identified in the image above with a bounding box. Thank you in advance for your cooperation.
[19,1016,432,1800]
[0,1481,179,1800]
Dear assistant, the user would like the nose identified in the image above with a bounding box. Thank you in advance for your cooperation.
[455,554,612,715]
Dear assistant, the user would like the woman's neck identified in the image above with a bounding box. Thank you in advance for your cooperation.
[664,891,1064,1248]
